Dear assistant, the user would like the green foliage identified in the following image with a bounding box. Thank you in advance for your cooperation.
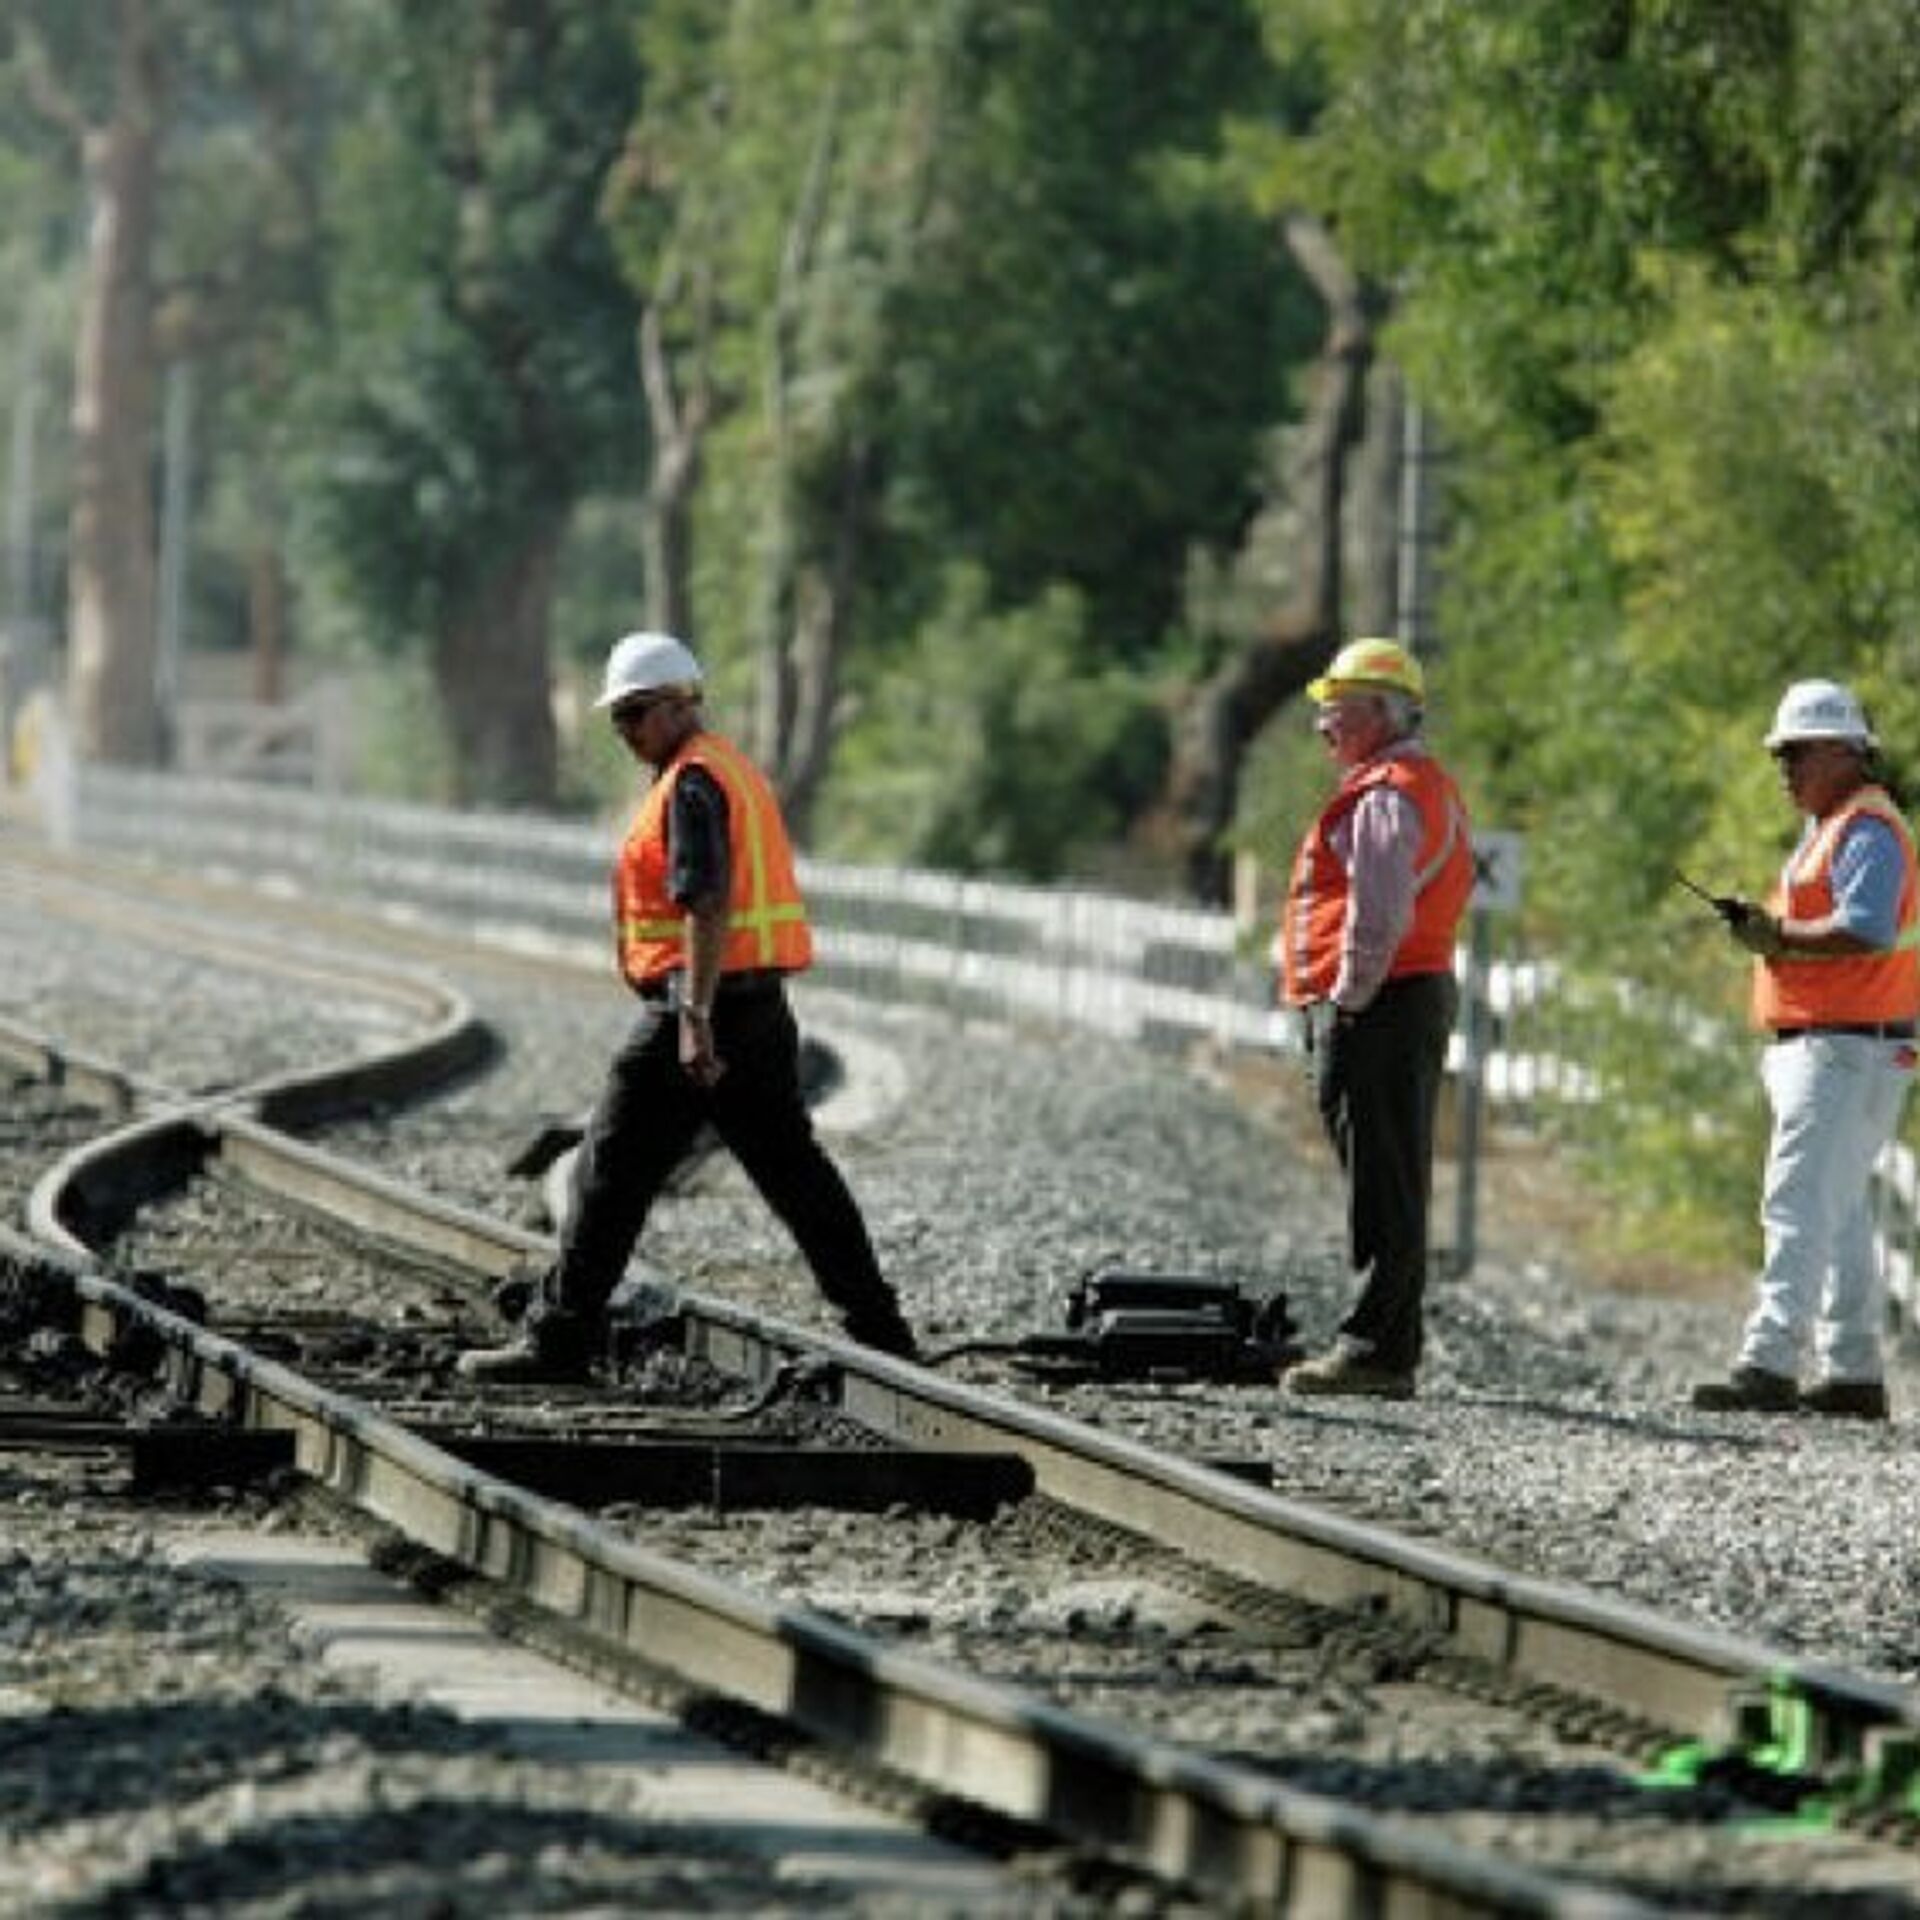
[0,137,75,634]
[549,494,650,678]
[1257,0,1920,1257]
[611,0,1295,814]
[289,0,644,657]
[338,651,456,801]
[814,563,1158,876]
[1539,963,1767,1267]
[876,0,1291,660]
[1231,703,1336,894]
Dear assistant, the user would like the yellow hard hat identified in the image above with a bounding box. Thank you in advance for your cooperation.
[1306,636,1425,705]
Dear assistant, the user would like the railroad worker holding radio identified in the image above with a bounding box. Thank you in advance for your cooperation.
[1278,637,1474,1400]
[459,630,917,1383]
[1691,678,1917,1421]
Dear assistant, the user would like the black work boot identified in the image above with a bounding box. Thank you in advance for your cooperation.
[456,1309,595,1385]
[1690,1365,1798,1413]
[842,1309,920,1362]
[1799,1378,1890,1421]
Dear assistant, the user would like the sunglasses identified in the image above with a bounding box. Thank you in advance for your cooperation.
[1770,739,1832,765]
[611,694,678,727]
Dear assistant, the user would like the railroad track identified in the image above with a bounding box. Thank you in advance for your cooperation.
[8,852,1920,1912]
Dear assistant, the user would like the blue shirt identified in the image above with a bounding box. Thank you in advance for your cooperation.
[1793,813,1905,947]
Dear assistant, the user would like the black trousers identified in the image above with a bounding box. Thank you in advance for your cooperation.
[536,983,905,1341]
[1313,970,1456,1375]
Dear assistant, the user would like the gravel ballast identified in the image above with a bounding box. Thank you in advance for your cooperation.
[7,857,1920,1913]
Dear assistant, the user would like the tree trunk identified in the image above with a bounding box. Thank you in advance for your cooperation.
[1161,212,1378,902]
[638,301,707,641]
[751,61,843,776]
[248,536,287,706]
[67,0,164,766]
[1348,359,1405,639]
[778,437,876,840]
[432,520,563,807]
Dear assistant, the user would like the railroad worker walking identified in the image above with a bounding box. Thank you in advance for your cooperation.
[1692,678,1917,1421]
[1278,637,1473,1400]
[459,631,917,1382]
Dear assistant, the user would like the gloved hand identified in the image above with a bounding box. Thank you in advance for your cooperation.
[1725,898,1786,958]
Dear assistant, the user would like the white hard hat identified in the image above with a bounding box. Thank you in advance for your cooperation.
[1763,678,1875,751]
[594,631,704,709]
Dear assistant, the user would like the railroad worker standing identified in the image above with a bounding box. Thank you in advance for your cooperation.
[459,631,917,1382]
[1692,678,1917,1421]
[1278,637,1473,1400]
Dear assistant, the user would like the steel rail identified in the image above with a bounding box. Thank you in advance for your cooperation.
[17,959,489,1265]
[3,1229,1639,1919]
[15,967,1920,1814]
[0,1021,158,1114]
[61,1080,1913,1782]
[0,881,1894,1909]
[722,1312,1920,1760]
[0,952,1651,1914]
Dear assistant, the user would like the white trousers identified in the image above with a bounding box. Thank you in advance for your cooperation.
[1739,1031,1914,1383]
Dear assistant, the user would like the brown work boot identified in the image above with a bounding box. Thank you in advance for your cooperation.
[1689,1365,1798,1413]
[1798,1378,1890,1421]
[1284,1347,1414,1401]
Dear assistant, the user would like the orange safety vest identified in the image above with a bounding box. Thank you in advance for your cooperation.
[613,731,813,992]
[1281,749,1473,1008]
[1750,785,1920,1029]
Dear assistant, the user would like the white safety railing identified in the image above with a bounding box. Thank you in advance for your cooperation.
[62,765,1570,1064]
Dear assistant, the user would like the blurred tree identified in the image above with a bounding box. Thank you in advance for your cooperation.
[1259,0,1920,1250]
[7,0,164,764]
[160,1,334,710]
[2,0,340,760]
[815,561,1156,875]
[1156,208,1378,900]
[612,0,1293,867]
[0,132,74,747]
[610,0,965,832]
[292,0,643,806]
[875,0,1301,881]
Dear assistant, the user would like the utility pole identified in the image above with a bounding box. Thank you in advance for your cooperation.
[1396,397,1437,652]
[4,292,47,767]
[155,360,193,757]
[1397,390,1491,1279]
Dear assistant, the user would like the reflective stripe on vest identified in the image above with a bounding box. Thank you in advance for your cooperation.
[1280,750,1474,1007]
[614,731,813,988]
[1751,786,1920,1028]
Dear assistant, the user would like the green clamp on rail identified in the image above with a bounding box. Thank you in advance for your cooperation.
[1641,1671,1920,1832]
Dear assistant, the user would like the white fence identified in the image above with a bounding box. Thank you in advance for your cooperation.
[172,681,351,788]
[60,764,1565,1075]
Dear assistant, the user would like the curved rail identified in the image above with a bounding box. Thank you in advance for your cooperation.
[0,882,1905,1911]
[5,882,491,1260]
[0,964,1647,1912]
[38,1074,1913,1784]
[1,1232,1639,1919]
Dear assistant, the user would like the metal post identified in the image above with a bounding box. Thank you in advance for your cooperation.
[1906,1148,1919,1334]
[4,292,45,763]
[1452,905,1491,1279]
[155,360,193,743]
[1396,397,1430,652]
